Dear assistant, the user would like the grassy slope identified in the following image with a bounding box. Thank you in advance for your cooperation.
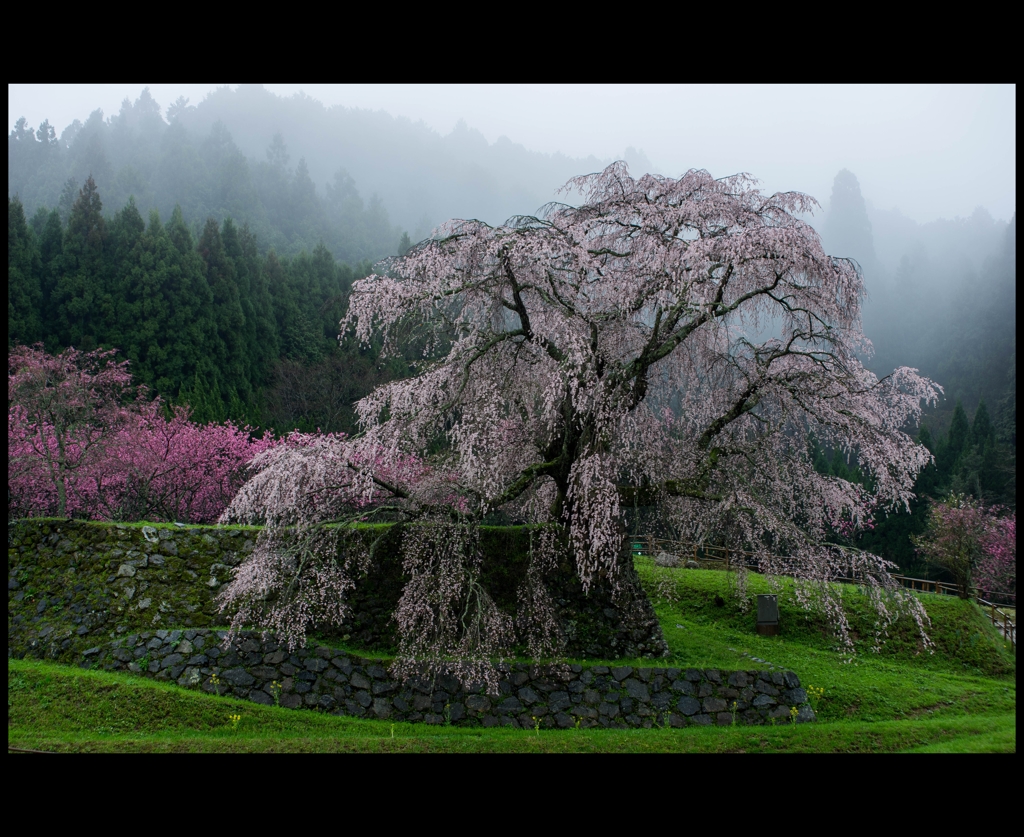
[8,559,1015,753]
[634,558,1015,723]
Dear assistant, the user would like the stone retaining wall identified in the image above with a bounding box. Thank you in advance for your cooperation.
[86,628,816,728]
[9,519,668,663]
[9,520,254,663]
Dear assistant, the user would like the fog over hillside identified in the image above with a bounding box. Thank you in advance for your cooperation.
[176,85,620,238]
[7,85,1016,570]
[10,84,1014,224]
[9,84,1015,440]
[9,86,659,266]
[817,167,1014,442]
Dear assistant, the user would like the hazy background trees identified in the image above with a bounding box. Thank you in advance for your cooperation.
[811,168,1015,577]
[9,85,616,266]
[8,86,1016,581]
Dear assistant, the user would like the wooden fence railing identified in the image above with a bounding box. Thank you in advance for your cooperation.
[630,535,1016,646]
[630,536,759,571]
[889,574,960,597]
[976,597,1017,645]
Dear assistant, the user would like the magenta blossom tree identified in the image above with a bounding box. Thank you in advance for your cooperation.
[916,495,1015,601]
[9,344,276,523]
[977,514,1015,603]
[78,401,278,523]
[221,163,942,678]
[9,344,134,518]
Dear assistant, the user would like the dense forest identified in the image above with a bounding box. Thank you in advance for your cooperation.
[814,170,1016,573]
[7,89,402,266]
[6,85,622,263]
[8,88,1015,577]
[7,183,411,432]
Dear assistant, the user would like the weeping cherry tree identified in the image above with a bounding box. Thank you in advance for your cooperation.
[220,162,941,684]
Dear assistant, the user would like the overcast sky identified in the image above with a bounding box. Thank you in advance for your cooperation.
[8,84,1016,225]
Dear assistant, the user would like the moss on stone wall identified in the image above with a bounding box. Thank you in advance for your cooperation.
[9,520,255,662]
[9,519,667,662]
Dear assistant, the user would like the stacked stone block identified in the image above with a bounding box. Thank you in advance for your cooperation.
[9,519,668,663]
[91,629,816,728]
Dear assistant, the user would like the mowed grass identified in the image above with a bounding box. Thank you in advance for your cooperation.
[634,558,1016,725]
[8,559,1015,753]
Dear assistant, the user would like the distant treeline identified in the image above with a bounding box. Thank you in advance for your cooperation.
[820,170,1016,447]
[8,88,404,266]
[8,183,408,431]
[811,397,1014,575]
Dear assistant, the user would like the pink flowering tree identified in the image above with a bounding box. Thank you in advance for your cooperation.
[9,344,134,518]
[221,163,942,677]
[77,401,278,523]
[916,495,1015,601]
[977,514,1015,604]
[9,344,277,524]
[216,430,484,679]
[914,495,988,598]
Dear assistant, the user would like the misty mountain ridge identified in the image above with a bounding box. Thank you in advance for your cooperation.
[817,168,1014,443]
[13,85,1003,266]
[169,86,661,234]
[9,85,646,259]
[9,88,1014,444]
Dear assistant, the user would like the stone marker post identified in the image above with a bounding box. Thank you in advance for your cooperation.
[756,594,780,636]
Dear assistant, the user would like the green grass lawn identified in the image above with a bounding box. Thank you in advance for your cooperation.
[8,559,1015,753]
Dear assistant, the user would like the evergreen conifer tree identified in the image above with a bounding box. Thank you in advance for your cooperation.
[8,197,44,346]
[53,176,109,349]
[198,217,249,411]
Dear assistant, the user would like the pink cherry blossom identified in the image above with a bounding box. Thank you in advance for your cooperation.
[9,344,277,523]
[916,494,1015,603]
[224,162,944,670]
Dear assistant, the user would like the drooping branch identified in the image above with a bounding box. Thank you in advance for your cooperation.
[500,245,566,365]
[222,161,942,666]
